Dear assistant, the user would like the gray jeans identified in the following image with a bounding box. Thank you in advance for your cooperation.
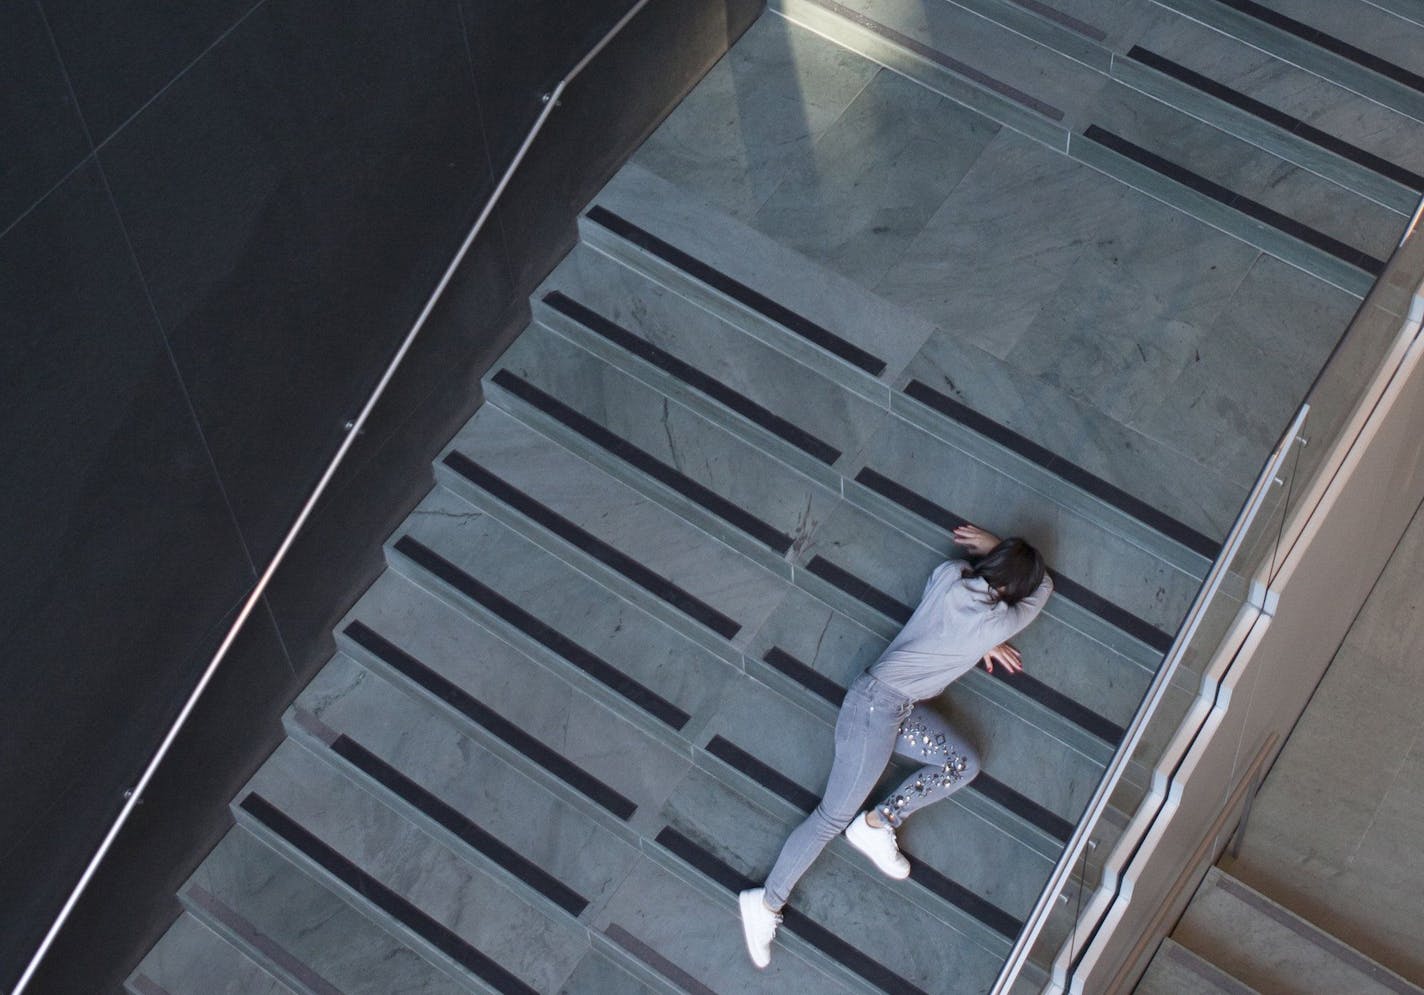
[762,672,981,910]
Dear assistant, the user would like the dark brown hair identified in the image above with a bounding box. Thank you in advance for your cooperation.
[961,537,1045,606]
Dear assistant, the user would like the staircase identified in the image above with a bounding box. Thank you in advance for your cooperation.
[126,0,1422,992]
[1137,867,1424,994]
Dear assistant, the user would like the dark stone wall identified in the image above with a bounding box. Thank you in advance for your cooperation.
[0,1,761,990]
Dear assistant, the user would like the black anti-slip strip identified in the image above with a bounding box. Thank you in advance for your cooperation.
[388,534,691,732]
[983,667,1125,745]
[654,827,930,995]
[706,736,822,813]
[705,735,1023,936]
[344,616,638,820]
[441,451,741,640]
[904,380,1221,559]
[805,556,914,625]
[1083,125,1386,274]
[762,645,1079,842]
[584,206,888,376]
[1127,46,1424,192]
[490,369,794,555]
[239,793,540,995]
[908,863,1022,939]
[973,773,1075,841]
[1211,0,1424,95]
[763,647,848,706]
[329,734,589,916]
[854,467,1173,652]
[541,292,843,465]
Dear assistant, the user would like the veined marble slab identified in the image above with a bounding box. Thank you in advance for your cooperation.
[748,68,1001,289]
[631,14,879,223]
[183,828,476,995]
[657,764,1008,991]
[1136,12,1424,175]
[130,913,299,995]
[290,657,645,918]
[343,562,696,820]
[240,741,590,993]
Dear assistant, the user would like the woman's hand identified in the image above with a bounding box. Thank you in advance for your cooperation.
[953,524,1001,556]
[982,642,1023,675]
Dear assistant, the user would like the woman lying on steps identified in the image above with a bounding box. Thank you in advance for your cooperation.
[739,524,1053,968]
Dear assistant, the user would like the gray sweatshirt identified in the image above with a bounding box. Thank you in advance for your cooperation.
[868,559,1054,701]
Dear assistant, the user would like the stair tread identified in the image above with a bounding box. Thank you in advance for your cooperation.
[128,913,300,995]
[239,740,593,994]
[1175,868,1424,995]
[184,827,483,995]
[1137,938,1260,994]
[429,413,1120,796]
[370,518,1076,916]
[537,240,1205,636]
[595,158,1247,548]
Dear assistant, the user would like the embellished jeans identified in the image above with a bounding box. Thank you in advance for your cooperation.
[762,672,980,911]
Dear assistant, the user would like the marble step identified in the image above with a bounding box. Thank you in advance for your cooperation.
[584,161,1249,548]
[180,826,495,995]
[126,912,299,995]
[929,0,1423,213]
[289,649,1001,993]
[234,738,649,995]
[768,0,1086,150]
[769,0,1382,294]
[478,355,1191,790]
[1077,79,1407,264]
[373,500,1078,937]
[1150,0,1424,126]
[652,765,1008,993]
[321,595,1019,990]
[1136,938,1259,994]
[1086,0,1424,182]
[424,416,1122,781]
[1173,867,1424,995]
[532,243,1202,643]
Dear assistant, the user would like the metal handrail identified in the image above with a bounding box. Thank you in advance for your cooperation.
[10,4,651,991]
[995,188,1424,995]
[990,403,1310,993]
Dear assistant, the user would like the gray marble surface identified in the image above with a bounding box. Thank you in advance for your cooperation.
[1081,80,1407,260]
[243,741,592,993]
[186,828,473,995]
[441,405,790,650]
[1250,0,1424,76]
[1175,870,1418,995]
[591,856,866,995]
[748,68,1001,289]
[292,657,645,915]
[1137,12,1424,176]
[591,161,936,385]
[632,15,879,223]
[132,913,298,995]
[348,559,696,817]
[659,764,1007,991]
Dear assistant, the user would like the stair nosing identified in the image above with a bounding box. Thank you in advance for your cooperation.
[178,881,349,995]
[581,207,1219,577]
[529,289,1193,658]
[233,789,536,995]
[281,710,696,995]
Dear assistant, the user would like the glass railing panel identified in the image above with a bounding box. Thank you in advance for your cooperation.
[996,199,1424,993]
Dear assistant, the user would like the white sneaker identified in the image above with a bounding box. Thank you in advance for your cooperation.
[739,887,781,969]
[845,812,911,879]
